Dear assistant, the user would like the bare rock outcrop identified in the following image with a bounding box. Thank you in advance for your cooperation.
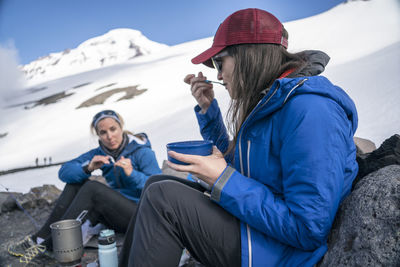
[354,134,400,187]
[1,184,61,213]
[320,165,400,266]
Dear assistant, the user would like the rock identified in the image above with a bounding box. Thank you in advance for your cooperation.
[1,184,61,212]
[0,186,96,266]
[354,136,376,154]
[354,134,400,187]
[0,193,11,214]
[320,165,400,266]
[1,192,23,212]
[0,202,57,265]
[30,184,62,206]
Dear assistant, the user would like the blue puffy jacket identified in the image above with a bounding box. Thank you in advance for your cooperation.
[59,133,161,202]
[196,76,358,266]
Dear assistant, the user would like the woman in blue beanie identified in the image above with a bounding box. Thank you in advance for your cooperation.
[8,109,161,265]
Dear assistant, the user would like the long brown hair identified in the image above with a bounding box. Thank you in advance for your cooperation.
[224,31,306,156]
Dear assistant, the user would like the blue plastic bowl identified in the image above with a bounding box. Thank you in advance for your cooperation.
[166,140,213,165]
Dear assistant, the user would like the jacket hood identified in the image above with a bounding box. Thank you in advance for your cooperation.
[289,50,331,77]
[123,133,152,154]
[251,76,358,134]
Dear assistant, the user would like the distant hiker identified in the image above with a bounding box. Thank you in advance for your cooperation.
[49,157,52,165]
[7,110,161,264]
[119,8,359,267]
[35,158,39,167]
[43,157,47,165]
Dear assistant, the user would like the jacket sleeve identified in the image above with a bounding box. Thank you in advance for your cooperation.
[195,99,232,162]
[58,150,97,184]
[119,147,161,192]
[210,94,354,251]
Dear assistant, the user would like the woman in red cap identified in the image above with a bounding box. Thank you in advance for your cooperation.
[120,8,358,267]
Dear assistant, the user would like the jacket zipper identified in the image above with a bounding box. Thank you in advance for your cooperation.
[247,140,251,177]
[246,140,252,267]
[283,78,307,104]
[238,86,278,267]
[237,79,307,267]
[238,78,307,173]
[238,85,279,173]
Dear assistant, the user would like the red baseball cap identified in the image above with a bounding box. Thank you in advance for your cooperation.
[191,8,288,68]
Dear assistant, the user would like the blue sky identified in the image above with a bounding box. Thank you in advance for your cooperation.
[0,0,345,64]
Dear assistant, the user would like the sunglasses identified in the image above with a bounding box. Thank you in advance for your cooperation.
[92,110,120,128]
[211,51,229,73]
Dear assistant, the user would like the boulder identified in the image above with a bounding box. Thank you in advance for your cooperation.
[320,165,400,266]
[29,184,62,206]
[355,134,400,187]
[0,192,22,213]
[354,136,376,154]
[1,184,61,212]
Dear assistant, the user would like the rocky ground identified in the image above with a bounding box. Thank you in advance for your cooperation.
[0,194,99,266]
[0,203,202,267]
[0,179,198,267]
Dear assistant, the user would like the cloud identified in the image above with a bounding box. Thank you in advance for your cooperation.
[0,42,27,108]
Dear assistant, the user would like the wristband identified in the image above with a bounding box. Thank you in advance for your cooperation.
[83,164,91,174]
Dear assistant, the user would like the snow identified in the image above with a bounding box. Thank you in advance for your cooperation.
[284,0,400,65]
[0,0,399,193]
[22,28,169,84]
[324,41,400,146]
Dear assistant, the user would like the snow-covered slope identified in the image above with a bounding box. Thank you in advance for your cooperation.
[1,0,399,193]
[21,29,168,84]
[284,0,400,65]
[324,41,400,146]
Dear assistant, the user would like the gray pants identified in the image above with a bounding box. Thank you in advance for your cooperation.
[119,175,241,267]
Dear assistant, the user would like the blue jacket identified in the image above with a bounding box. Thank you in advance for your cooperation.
[59,134,161,202]
[196,76,358,266]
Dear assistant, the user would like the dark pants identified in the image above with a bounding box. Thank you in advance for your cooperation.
[119,175,241,267]
[33,180,136,249]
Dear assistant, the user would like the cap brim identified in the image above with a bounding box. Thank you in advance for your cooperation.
[191,46,226,68]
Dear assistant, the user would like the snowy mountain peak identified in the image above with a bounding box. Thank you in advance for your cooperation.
[78,28,147,49]
[22,28,168,84]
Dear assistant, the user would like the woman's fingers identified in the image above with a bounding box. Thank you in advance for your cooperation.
[116,156,131,166]
[184,74,195,84]
[89,155,110,171]
[185,72,215,112]
[191,80,213,98]
[184,72,206,85]
[167,151,204,173]
[92,155,110,165]
[93,155,110,162]
[167,150,227,184]
[166,160,192,173]
[192,85,212,100]
[115,157,133,176]
[168,150,198,165]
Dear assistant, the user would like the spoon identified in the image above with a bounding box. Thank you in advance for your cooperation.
[205,80,226,86]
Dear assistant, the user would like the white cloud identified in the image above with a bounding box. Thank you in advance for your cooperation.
[0,42,27,108]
